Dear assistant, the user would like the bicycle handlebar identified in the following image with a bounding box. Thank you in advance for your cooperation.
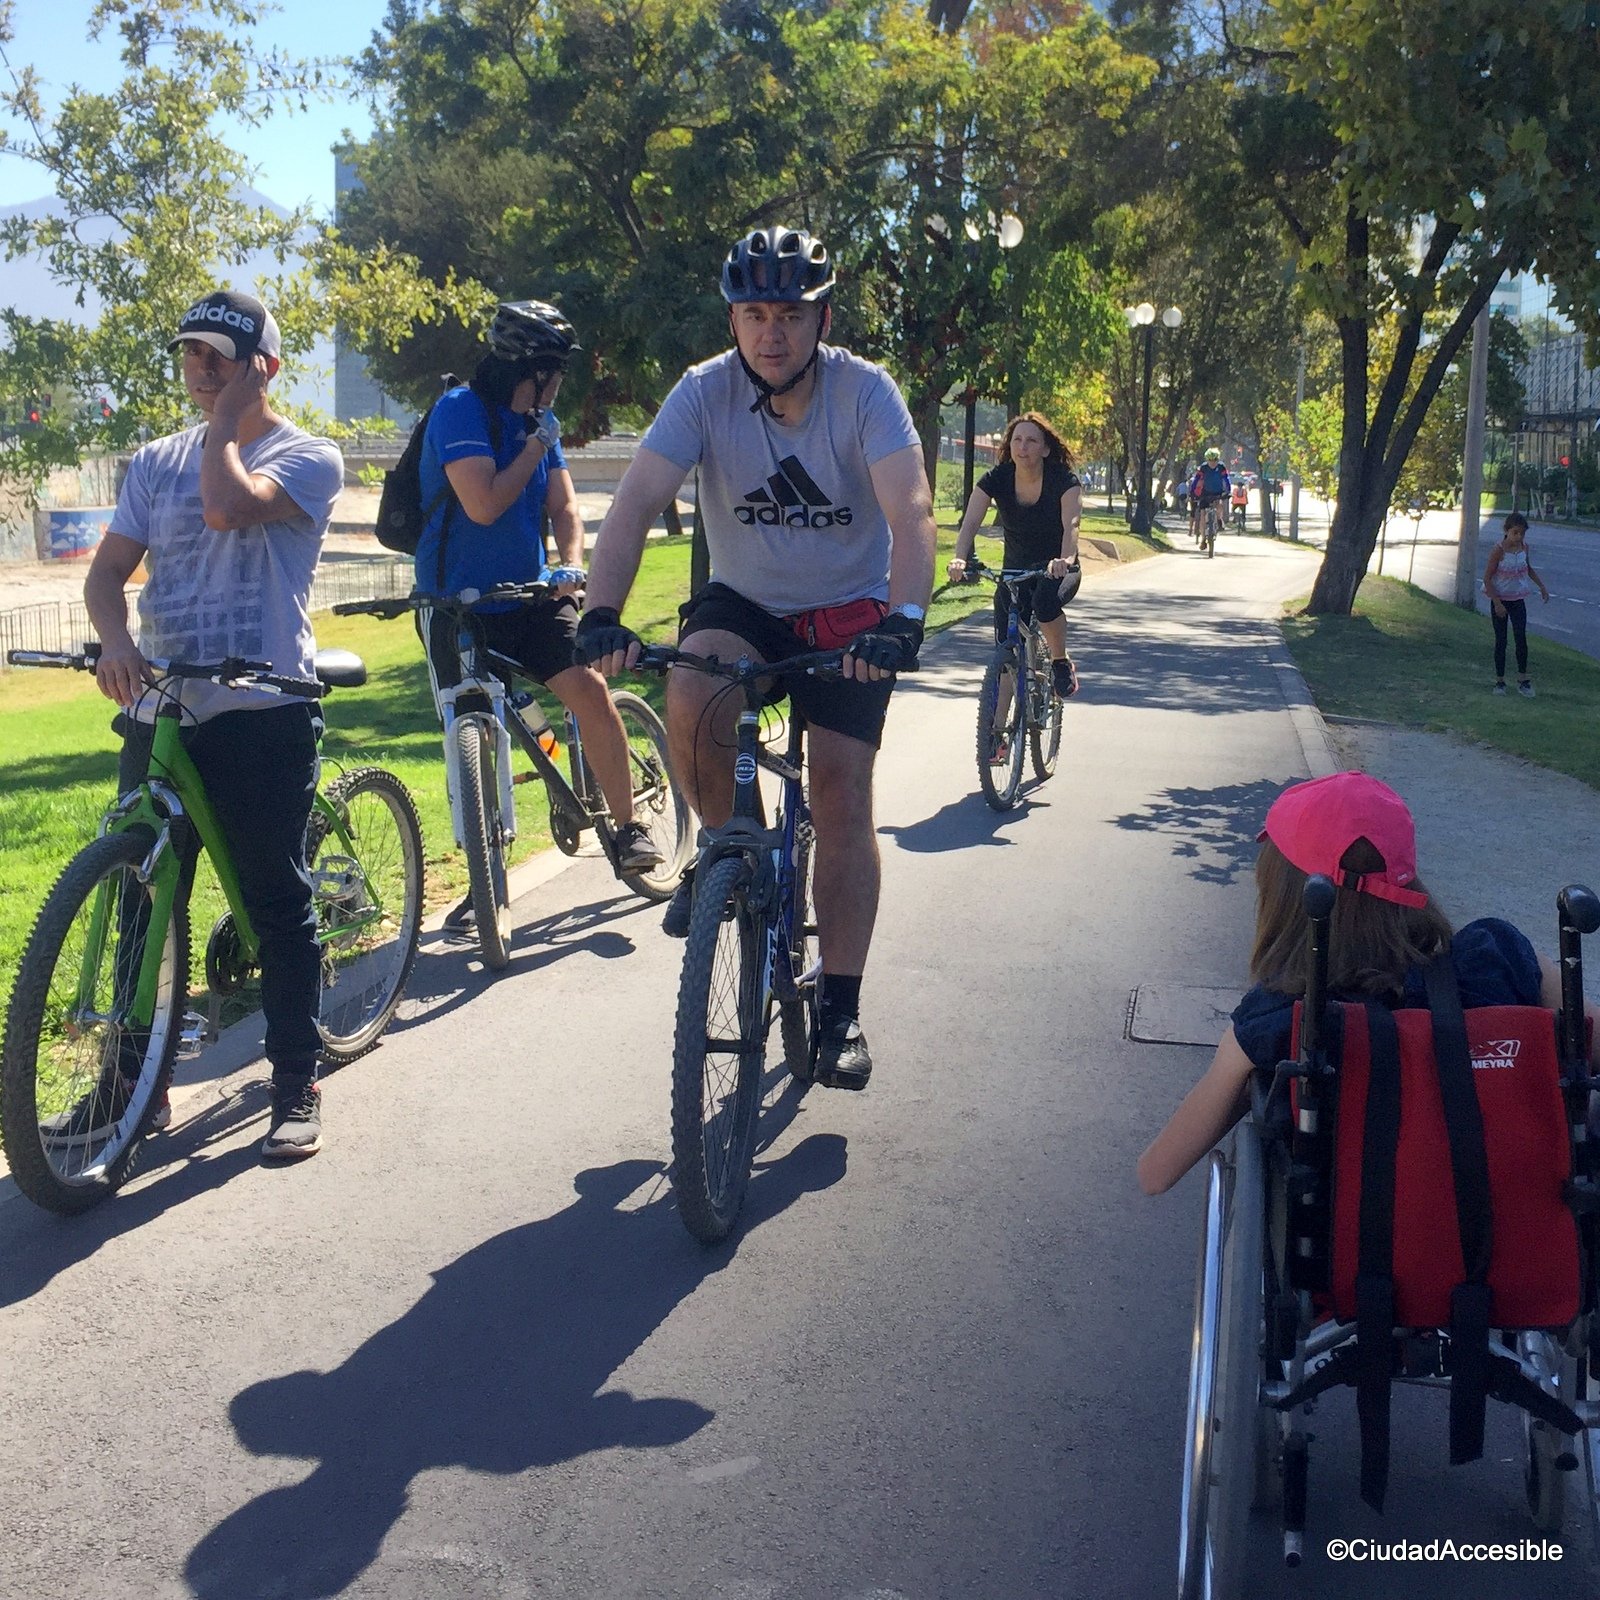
[333,580,559,621]
[6,644,323,698]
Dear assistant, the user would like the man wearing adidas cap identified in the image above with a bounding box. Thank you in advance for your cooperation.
[577,226,937,1091]
[82,288,344,1161]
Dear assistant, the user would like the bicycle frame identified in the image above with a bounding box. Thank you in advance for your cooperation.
[89,704,365,1033]
[985,569,1053,727]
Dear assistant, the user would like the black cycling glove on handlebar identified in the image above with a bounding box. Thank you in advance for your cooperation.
[572,606,641,668]
[848,611,923,673]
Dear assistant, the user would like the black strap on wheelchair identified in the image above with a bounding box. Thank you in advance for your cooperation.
[1354,1000,1402,1510]
[1422,954,1496,1468]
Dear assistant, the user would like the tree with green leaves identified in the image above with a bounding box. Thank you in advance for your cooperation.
[1224,0,1600,612]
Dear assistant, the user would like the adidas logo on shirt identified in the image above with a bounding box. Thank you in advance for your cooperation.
[735,454,854,528]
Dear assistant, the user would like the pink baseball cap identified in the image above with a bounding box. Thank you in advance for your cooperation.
[1258,772,1429,909]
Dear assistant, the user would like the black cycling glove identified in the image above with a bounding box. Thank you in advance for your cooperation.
[847,611,923,673]
[573,606,641,668]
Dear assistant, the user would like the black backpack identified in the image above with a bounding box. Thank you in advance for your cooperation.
[374,381,502,592]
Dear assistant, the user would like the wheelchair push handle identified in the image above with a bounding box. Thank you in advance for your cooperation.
[1557,884,1599,1073]
[1559,884,1600,939]
[1298,874,1337,1070]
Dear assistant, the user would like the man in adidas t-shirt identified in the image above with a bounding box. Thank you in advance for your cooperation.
[577,226,937,1091]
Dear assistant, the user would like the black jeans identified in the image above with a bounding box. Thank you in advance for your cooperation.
[1491,598,1529,679]
[119,702,323,1079]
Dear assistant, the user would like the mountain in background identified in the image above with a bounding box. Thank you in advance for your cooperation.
[0,185,336,412]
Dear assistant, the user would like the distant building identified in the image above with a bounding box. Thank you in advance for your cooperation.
[333,149,411,426]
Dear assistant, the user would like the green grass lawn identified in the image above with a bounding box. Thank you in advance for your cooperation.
[0,515,1161,1022]
[1282,575,1600,790]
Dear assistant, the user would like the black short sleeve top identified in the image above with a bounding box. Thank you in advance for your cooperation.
[975,458,1081,568]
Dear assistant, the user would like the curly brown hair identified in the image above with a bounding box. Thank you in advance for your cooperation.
[997,412,1073,469]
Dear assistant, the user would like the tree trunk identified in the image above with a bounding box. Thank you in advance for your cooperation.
[909,387,944,509]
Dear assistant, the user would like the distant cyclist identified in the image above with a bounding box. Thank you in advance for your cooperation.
[1188,448,1231,542]
[947,411,1083,712]
[575,225,937,1090]
[414,300,663,876]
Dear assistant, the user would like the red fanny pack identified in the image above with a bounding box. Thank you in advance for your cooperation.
[1292,1000,1578,1328]
[787,597,888,650]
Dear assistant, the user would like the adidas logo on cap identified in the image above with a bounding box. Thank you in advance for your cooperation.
[169,290,282,360]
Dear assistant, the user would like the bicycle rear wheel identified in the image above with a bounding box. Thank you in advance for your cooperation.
[670,854,766,1242]
[309,767,425,1065]
[977,645,1026,811]
[779,814,819,1082]
[455,715,512,970]
[1028,636,1064,782]
[610,689,692,902]
[1,828,186,1214]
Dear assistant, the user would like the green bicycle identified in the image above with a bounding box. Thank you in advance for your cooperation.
[0,645,425,1214]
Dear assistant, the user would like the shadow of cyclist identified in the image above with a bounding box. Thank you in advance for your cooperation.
[184,1135,847,1600]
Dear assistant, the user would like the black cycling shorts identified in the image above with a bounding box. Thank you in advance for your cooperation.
[676,581,895,750]
[993,573,1073,644]
[422,595,580,691]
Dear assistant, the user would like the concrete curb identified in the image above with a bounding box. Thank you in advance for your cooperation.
[1264,621,1343,780]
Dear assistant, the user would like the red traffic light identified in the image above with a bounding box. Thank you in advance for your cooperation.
[26,407,40,424]
[99,396,113,418]
[1561,455,1571,467]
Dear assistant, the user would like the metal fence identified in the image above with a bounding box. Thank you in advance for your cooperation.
[0,555,414,671]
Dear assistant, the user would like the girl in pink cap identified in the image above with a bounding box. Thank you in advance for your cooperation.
[1138,771,1598,1194]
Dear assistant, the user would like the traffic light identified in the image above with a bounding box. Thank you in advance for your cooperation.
[99,396,113,419]
[26,397,41,425]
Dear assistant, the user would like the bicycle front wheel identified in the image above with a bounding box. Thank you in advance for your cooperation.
[309,767,425,1065]
[611,689,692,902]
[1,829,187,1214]
[455,715,512,970]
[671,854,766,1242]
[977,646,1026,811]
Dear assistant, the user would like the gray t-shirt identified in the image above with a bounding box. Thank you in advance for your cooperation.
[110,419,343,721]
[641,344,920,613]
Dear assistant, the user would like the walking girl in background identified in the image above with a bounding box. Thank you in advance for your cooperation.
[1136,771,1598,1196]
[1483,511,1550,698]
[947,411,1083,700]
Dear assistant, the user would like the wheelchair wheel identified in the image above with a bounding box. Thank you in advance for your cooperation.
[1519,1332,1570,1533]
[1179,1123,1265,1600]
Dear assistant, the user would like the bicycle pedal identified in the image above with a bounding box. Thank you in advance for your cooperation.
[177,1010,210,1059]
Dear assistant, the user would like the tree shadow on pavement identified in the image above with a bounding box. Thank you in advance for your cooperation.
[1110,777,1291,887]
[184,1137,847,1600]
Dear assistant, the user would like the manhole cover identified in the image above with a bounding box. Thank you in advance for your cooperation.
[1125,984,1239,1046]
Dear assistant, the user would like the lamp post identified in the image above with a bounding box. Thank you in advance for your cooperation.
[1124,301,1182,536]
[940,211,1024,507]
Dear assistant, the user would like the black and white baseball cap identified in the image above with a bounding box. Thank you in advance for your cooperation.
[168,290,283,362]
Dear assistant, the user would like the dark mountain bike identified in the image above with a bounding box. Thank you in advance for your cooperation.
[965,561,1066,811]
[336,584,691,970]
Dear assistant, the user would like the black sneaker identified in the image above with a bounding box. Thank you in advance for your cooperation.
[662,859,697,938]
[39,1072,135,1147]
[614,819,665,873]
[812,1015,873,1091]
[262,1074,322,1160]
[1051,657,1079,698]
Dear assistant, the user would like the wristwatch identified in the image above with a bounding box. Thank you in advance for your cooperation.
[891,603,927,624]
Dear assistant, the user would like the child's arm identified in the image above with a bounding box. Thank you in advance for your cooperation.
[1525,552,1551,601]
[1537,956,1600,1070]
[1137,1026,1258,1195]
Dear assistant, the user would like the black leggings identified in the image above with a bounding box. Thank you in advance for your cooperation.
[1491,598,1529,679]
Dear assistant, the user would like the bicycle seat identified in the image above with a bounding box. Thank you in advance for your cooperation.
[313,648,368,690]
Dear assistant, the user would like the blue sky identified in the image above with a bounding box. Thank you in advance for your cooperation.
[0,0,387,219]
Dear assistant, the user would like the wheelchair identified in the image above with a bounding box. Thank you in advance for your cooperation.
[1178,877,1600,1598]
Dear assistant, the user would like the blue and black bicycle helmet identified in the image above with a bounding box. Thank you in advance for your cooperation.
[721,227,835,305]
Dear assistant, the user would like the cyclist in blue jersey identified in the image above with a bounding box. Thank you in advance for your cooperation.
[415,300,662,874]
[1188,448,1230,543]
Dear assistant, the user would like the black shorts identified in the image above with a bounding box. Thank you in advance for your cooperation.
[993,573,1072,643]
[422,596,580,690]
[676,582,895,750]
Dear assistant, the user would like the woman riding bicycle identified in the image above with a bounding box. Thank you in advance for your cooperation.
[414,299,662,875]
[947,411,1084,754]
[1188,447,1230,545]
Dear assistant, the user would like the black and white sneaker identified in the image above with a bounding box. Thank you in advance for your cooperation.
[39,1072,136,1147]
[262,1074,322,1160]
[1051,657,1079,698]
[614,820,666,873]
[812,1016,873,1091]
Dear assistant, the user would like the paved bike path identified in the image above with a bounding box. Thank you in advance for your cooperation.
[2,533,1597,1599]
